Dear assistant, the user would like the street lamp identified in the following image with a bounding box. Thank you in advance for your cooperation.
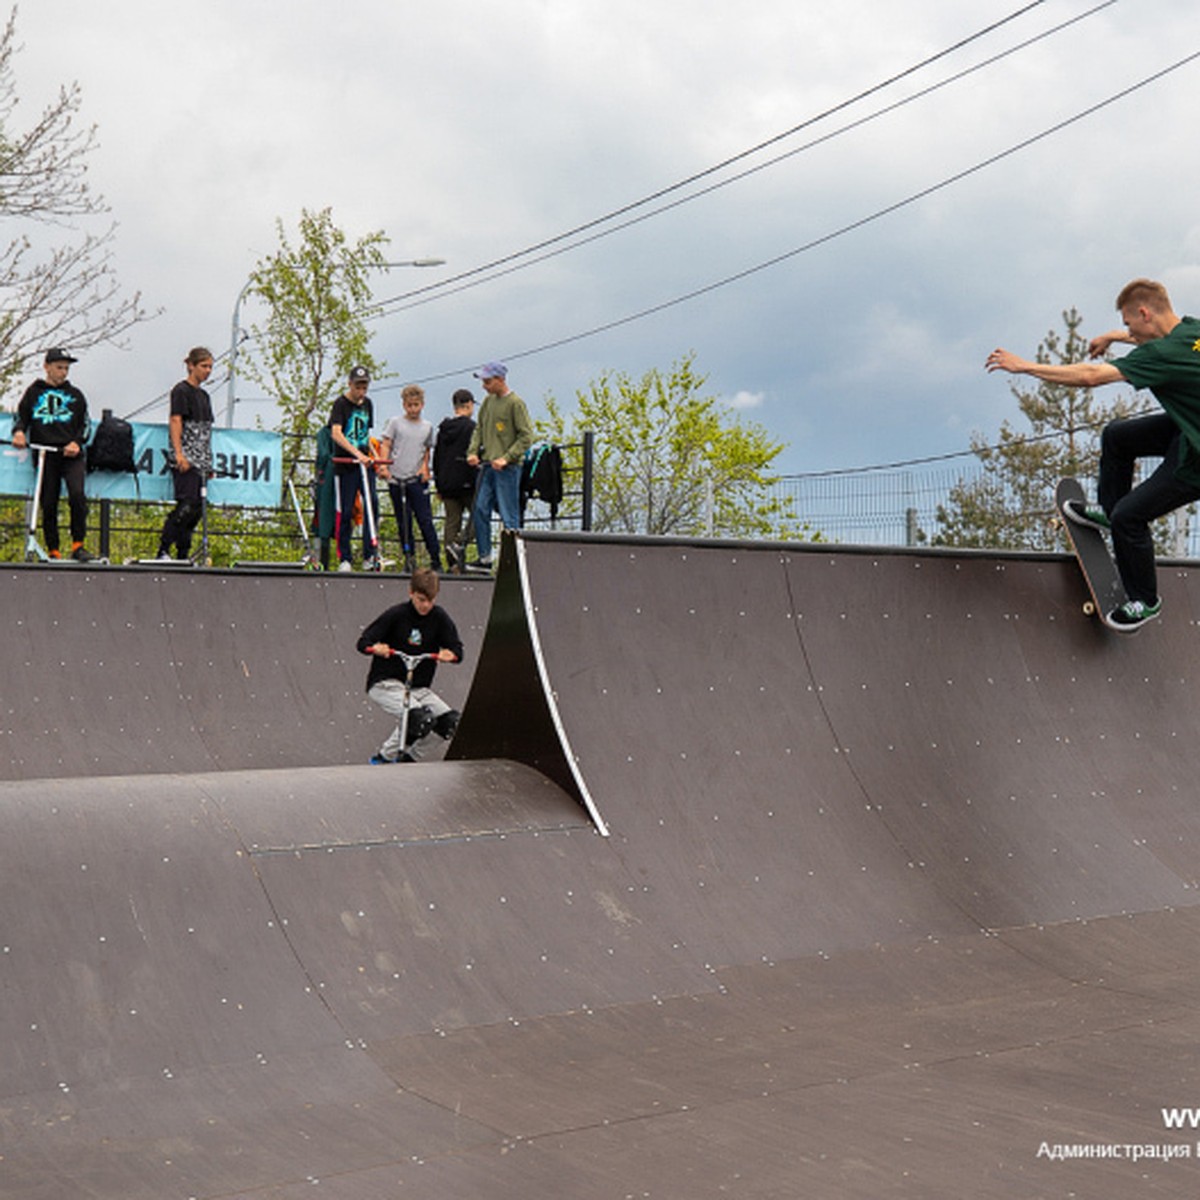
[225,257,447,428]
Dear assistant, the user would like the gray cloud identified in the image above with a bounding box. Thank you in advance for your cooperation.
[11,0,1197,474]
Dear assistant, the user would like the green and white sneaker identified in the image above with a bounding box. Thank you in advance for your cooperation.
[1063,498,1110,532]
[1104,597,1162,633]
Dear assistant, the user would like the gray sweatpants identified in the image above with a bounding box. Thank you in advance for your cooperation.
[367,680,452,761]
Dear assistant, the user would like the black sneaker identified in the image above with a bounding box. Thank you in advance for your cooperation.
[71,545,97,563]
[1104,597,1162,633]
[1063,498,1110,532]
[445,543,461,569]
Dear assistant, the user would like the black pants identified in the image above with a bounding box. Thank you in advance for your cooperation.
[36,449,87,552]
[334,466,378,563]
[1097,412,1200,605]
[388,477,441,567]
[159,467,204,558]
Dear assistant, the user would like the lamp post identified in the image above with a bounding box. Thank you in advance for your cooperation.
[225,257,446,428]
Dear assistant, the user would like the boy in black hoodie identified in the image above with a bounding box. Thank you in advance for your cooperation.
[12,348,94,561]
[357,568,463,762]
[432,389,477,570]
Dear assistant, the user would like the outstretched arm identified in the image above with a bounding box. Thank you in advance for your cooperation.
[985,348,1125,387]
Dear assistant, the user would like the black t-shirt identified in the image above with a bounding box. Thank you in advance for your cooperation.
[169,380,214,470]
[329,394,374,470]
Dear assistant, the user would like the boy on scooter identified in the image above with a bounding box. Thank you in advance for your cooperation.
[357,567,463,763]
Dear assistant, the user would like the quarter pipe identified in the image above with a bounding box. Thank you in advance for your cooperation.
[3,538,1200,1198]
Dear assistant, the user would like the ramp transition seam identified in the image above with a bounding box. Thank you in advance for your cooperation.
[244,823,591,858]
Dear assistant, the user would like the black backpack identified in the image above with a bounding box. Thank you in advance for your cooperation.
[87,413,137,474]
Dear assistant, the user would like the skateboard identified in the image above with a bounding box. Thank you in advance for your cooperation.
[1055,478,1126,623]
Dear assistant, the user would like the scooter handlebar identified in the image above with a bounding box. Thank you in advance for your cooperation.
[387,650,441,664]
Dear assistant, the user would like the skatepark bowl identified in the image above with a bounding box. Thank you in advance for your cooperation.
[4,529,1200,1198]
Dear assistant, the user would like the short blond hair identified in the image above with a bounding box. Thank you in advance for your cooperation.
[1116,278,1172,313]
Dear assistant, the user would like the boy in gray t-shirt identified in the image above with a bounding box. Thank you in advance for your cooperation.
[379,384,442,571]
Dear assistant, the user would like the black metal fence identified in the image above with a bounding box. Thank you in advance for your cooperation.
[0,432,596,567]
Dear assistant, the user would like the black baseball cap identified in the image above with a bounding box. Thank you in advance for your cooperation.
[44,348,78,364]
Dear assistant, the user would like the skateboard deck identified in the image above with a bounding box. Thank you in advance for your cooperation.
[1056,478,1125,623]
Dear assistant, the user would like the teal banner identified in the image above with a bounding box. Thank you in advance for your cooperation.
[0,415,282,507]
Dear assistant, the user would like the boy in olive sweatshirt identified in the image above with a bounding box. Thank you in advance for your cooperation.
[466,362,533,567]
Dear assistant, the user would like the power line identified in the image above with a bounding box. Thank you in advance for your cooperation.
[408,47,1200,386]
[117,3,1094,422]
[370,1,1054,314]
[373,1,1115,324]
[780,426,1104,479]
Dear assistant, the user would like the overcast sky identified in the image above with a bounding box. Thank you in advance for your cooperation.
[10,0,1199,474]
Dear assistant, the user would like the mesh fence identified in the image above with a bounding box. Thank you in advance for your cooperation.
[4,444,1198,563]
[768,461,1199,556]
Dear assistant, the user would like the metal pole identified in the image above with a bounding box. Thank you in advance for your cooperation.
[226,278,253,429]
[98,407,112,559]
[581,430,594,532]
[225,258,445,431]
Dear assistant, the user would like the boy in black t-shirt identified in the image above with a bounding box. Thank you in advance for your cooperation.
[157,347,215,560]
[329,365,378,570]
[357,568,463,762]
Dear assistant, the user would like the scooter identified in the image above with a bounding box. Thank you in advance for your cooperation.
[334,454,389,570]
[375,650,441,763]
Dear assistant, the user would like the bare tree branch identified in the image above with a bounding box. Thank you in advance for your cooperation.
[0,5,152,398]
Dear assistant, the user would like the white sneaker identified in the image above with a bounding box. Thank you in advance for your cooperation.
[338,559,353,573]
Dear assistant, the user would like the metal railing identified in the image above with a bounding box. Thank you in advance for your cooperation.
[8,437,1198,564]
[0,431,597,567]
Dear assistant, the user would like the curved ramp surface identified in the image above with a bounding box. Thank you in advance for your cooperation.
[0,565,493,778]
[5,540,1200,1197]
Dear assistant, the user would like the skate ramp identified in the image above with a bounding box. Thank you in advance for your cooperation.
[5,540,1200,1197]
[0,565,494,779]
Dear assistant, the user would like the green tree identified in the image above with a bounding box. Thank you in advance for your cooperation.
[540,353,807,539]
[932,308,1150,550]
[238,206,389,479]
[0,6,149,396]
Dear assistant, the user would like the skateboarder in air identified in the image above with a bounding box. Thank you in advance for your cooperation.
[357,567,463,763]
[987,278,1200,633]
